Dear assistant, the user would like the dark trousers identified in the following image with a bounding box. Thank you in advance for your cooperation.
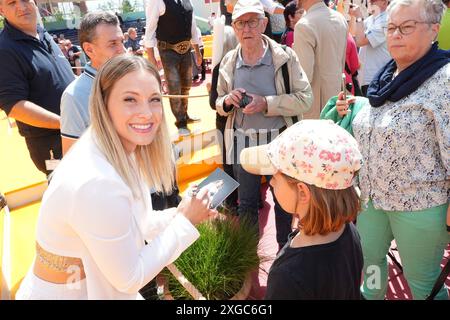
[232,133,292,247]
[192,48,206,80]
[233,164,292,247]
[150,186,181,211]
[216,115,238,208]
[272,188,294,249]
[159,48,193,129]
[201,48,206,79]
[139,184,181,300]
[25,133,62,176]
[361,85,369,97]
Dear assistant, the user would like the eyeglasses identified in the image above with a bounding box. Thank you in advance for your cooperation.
[383,20,432,36]
[233,18,262,30]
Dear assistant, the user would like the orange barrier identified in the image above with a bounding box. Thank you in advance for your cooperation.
[203,45,213,61]
[202,35,213,42]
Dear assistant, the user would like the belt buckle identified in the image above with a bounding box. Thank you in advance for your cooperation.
[175,41,189,54]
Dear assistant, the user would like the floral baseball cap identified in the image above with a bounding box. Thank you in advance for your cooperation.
[240,120,363,190]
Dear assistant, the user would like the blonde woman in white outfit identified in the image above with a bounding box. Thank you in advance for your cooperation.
[16,55,216,300]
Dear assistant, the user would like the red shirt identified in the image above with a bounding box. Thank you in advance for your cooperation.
[345,33,360,95]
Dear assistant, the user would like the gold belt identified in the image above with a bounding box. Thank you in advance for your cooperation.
[36,242,84,273]
[158,40,192,55]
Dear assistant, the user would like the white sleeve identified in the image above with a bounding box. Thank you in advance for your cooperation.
[142,207,178,240]
[365,16,387,49]
[191,4,201,46]
[144,0,165,48]
[69,179,199,294]
[260,0,282,14]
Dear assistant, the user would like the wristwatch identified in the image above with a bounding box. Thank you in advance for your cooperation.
[356,17,364,23]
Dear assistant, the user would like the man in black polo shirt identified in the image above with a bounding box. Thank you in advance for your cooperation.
[144,0,202,137]
[0,0,74,175]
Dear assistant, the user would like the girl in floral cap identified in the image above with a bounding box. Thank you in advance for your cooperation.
[241,119,364,299]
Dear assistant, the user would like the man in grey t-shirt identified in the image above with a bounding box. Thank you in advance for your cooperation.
[60,11,125,154]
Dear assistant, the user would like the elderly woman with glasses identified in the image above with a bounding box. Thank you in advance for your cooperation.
[335,0,449,300]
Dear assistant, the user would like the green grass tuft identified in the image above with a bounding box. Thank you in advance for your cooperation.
[164,215,261,300]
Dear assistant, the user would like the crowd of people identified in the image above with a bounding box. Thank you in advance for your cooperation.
[0,0,448,300]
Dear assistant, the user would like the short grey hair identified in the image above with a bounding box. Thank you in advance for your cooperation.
[387,0,446,24]
[79,11,119,48]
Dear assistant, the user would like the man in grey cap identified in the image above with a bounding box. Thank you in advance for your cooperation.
[216,0,313,248]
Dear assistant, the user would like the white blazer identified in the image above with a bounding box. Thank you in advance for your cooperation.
[23,129,199,299]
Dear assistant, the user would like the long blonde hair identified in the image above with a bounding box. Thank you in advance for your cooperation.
[90,55,175,199]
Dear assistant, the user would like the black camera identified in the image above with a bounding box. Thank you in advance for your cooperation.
[239,92,253,108]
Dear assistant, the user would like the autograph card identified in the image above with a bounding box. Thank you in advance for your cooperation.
[196,168,239,209]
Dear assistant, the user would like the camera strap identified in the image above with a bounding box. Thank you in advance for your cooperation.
[280,45,299,124]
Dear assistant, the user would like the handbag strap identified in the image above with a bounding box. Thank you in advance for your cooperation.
[345,62,359,77]
[426,256,450,300]
[280,45,299,124]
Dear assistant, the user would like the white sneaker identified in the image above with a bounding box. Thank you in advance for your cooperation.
[178,127,191,137]
[187,115,201,123]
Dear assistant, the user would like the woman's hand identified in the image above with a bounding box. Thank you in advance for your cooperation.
[177,185,217,226]
[336,91,356,117]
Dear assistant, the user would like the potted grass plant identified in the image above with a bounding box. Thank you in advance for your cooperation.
[159,214,261,300]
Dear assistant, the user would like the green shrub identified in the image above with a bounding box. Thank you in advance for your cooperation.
[164,215,261,300]
[52,9,64,22]
[121,0,135,14]
[98,1,115,11]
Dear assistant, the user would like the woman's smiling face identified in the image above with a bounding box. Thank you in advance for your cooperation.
[107,69,163,153]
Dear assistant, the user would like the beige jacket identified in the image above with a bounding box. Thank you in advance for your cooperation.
[216,35,313,164]
[293,2,348,119]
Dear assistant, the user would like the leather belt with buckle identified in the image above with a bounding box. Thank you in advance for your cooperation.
[157,40,192,55]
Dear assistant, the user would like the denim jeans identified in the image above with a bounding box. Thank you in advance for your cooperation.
[216,116,238,208]
[159,48,192,128]
[231,129,292,245]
